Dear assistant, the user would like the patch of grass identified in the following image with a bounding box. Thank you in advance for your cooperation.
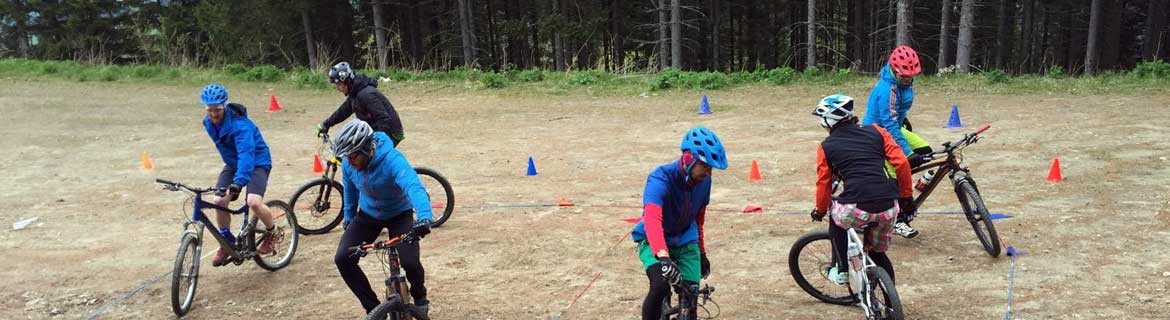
[237,65,284,82]
[478,71,507,88]
[223,63,247,75]
[984,69,1009,84]
[514,69,543,82]
[1131,60,1170,79]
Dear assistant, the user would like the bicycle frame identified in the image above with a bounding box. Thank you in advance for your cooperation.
[159,179,259,263]
[844,228,880,319]
[353,234,419,319]
[910,124,990,211]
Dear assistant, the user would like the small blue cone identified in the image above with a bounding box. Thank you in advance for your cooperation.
[698,95,712,115]
[946,104,963,129]
[988,213,1012,220]
[1006,245,1018,256]
[526,156,538,176]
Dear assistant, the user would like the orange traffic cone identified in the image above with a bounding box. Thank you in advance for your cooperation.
[1047,157,1063,183]
[748,160,763,182]
[268,95,282,112]
[312,153,324,174]
[557,197,575,207]
[141,151,154,170]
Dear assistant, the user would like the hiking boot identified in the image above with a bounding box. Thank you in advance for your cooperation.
[257,231,278,255]
[893,222,920,239]
[212,247,231,267]
[411,300,430,320]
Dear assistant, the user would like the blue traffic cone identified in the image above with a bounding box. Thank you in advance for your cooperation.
[946,104,963,129]
[526,156,538,176]
[698,95,712,115]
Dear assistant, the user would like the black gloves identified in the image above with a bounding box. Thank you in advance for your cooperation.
[412,219,433,239]
[226,184,241,201]
[657,257,681,285]
[700,253,711,279]
[898,197,918,215]
[810,209,827,222]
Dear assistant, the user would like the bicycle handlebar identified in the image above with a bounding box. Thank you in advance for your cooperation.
[347,232,418,258]
[155,178,223,194]
[931,123,992,157]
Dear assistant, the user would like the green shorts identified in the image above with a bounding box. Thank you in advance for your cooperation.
[637,241,702,283]
[886,127,931,176]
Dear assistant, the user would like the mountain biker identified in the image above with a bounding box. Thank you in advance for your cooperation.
[317,62,406,147]
[199,83,279,267]
[861,45,931,238]
[330,119,433,316]
[810,94,915,285]
[631,126,727,320]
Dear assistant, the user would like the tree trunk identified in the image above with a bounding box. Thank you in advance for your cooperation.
[1143,0,1168,61]
[711,0,721,70]
[956,0,975,73]
[371,0,389,69]
[658,0,668,69]
[553,0,565,70]
[1100,0,1121,70]
[806,0,816,69]
[1019,0,1033,72]
[671,0,682,69]
[486,0,499,70]
[458,0,477,67]
[337,1,356,63]
[848,0,863,67]
[938,0,952,72]
[896,0,912,46]
[612,0,626,70]
[994,0,1011,70]
[1084,0,1102,75]
[301,8,317,69]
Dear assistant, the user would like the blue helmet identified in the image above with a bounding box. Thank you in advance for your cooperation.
[680,126,728,170]
[200,84,228,105]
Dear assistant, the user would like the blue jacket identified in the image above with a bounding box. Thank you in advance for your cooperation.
[203,103,272,186]
[861,64,916,155]
[631,160,711,247]
[341,132,433,223]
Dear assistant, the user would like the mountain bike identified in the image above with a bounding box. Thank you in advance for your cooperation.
[350,231,429,320]
[788,222,904,320]
[156,178,299,317]
[907,124,1000,257]
[290,133,454,234]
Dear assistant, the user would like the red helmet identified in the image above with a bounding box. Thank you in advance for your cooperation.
[888,45,922,77]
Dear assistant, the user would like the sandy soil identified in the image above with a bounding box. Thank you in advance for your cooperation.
[1,77,1168,319]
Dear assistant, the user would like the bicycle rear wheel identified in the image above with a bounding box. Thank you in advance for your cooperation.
[252,200,299,271]
[171,233,200,316]
[289,178,344,235]
[788,230,855,305]
[414,167,454,228]
[954,179,1002,257]
[864,267,904,320]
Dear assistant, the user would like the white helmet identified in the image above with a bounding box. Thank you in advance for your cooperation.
[331,120,375,157]
[811,93,855,128]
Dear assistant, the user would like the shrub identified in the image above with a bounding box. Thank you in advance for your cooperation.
[237,65,284,82]
[478,71,507,88]
[515,69,544,82]
[1132,60,1170,78]
[691,71,730,90]
[567,70,600,86]
[223,63,247,75]
[984,69,1009,84]
[765,67,796,85]
[1046,65,1064,79]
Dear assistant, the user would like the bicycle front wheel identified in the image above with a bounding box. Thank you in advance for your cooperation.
[289,178,344,235]
[171,233,201,316]
[252,200,299,271]
[864,267,904,320]
[954,179,1001,257]
[415,167,454,228]
[365,297,406,320]
[788,230,855,305]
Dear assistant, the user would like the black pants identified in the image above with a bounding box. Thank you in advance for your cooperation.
[828,220,896,283]
[641,265,698,320]
[335,212,426,312]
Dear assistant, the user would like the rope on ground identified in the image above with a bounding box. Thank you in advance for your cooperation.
[85,248,218,319]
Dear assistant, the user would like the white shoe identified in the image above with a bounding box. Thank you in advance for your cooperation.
[893,222,919,239]
[828,266,848,285]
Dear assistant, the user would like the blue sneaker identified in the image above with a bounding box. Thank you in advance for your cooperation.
[828,266,848,285]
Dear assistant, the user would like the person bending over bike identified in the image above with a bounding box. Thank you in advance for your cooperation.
[861,45,931,238]
[317,62,406,147]
[631,126,727,320]
[810,94,916,286]
[330,120,433,316]
[199,83,279,267]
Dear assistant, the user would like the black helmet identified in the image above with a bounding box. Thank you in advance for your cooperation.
[329,62,355,84]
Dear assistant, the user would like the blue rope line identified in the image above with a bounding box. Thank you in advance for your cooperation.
[85,271,171,320]
[1004,253,1017,320]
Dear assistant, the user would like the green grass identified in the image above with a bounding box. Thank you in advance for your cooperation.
[0,59,1167,96]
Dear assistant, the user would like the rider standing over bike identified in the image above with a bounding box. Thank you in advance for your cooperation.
[811,94,915,285]
[199,83,279,267]
[317,62,406,147]
[630,126,727,320]
[330,119,433,316]
[861,45,931,238]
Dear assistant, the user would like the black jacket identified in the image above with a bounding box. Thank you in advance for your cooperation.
[323,74,404,142]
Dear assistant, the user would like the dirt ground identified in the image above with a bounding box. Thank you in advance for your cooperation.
[1,77,1169,320]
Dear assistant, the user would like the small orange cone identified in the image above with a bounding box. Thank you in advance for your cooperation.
[557,197,575,207]
[268,95,282,112]
[312,153,324,174]
[748,160,763,182]
[1047,157,1063,183]
[141,151,154,170]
